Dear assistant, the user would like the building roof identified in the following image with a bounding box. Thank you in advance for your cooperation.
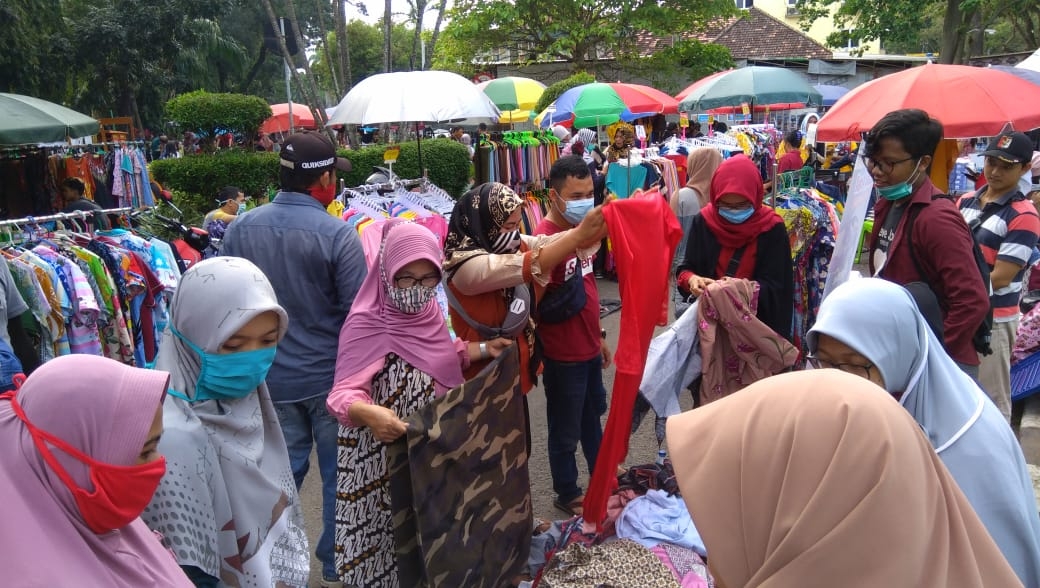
[633,8,831,61]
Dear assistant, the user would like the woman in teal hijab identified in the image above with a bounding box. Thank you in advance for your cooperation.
[808,277,1040,587]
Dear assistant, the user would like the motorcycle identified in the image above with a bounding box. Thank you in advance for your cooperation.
[131,189,215,272]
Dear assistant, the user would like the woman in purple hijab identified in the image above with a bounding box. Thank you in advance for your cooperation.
[0,355,192,586]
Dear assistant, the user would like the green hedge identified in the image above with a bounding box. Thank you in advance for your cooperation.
[150,139,471,222]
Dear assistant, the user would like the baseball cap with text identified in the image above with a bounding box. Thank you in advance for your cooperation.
[279,132,352,173]
[982,131,1033,165]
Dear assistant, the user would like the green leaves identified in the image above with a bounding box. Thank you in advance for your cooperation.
[150,139,473,222]
[165,91,272,146]
[435,0,735,72]
[534,72,596,113]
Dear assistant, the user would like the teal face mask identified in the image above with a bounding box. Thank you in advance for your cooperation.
[167,327,277,402]
[237,201,246,214]
[876,159,923,201]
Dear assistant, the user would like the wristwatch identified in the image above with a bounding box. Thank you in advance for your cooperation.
[600,329,608,340]
[479,342,489,359]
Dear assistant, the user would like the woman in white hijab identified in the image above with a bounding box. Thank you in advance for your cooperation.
[808,277,1040,587]
[141,257,310,587]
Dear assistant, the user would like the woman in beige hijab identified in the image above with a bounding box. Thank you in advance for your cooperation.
[667,370,1022,588]
[672,147,723,216]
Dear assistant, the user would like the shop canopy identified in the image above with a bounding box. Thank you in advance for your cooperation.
[0,93,99,145]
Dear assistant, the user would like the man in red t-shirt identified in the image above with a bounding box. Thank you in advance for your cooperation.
[535,156,613,517]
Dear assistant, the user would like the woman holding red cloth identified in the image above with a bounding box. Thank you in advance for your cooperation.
[676,154,793,341]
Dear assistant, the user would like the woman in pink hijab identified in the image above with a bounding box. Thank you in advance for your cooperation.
[326,220,510,586]
[0,355,192,586]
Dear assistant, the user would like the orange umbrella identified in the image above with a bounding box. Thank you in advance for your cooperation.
[817,63,1040,141]
[260,103,318,134]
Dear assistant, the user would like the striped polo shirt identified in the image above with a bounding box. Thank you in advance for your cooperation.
[959,189,1040,321]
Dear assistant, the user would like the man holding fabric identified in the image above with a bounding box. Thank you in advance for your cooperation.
[535,156,612,518]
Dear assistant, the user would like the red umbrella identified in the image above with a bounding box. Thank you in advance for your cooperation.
[675,70,732,103]
[260,103,318,134]
[610,83,679,115]
[817,63,1040,141]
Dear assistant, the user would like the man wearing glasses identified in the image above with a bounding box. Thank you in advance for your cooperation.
[865,109,990,379]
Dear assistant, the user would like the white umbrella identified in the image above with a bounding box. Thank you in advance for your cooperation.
[327,70,501,126]
[1017,47,1040,73]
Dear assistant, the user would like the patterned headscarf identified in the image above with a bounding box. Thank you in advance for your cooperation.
[444,182,524,273]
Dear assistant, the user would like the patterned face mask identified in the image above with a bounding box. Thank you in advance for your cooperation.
[388,285,437,314]
[491,229,522,254]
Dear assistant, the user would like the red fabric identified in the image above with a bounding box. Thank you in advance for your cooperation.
[664,154,688,184]
[776,150,804,174]
[699,155,784,278]
[583,189,682,529]
[868,179,990,366]
[534,218,601,362]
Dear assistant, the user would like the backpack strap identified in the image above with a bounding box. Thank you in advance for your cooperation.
[723,246,748,278]
[444,282,531,340]
[905,193,997,280]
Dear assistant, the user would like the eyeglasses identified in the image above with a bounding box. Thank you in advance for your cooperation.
[394,274,440,288]
[805,354,877,380]
[864,156,914,175]
[716,202,753,212]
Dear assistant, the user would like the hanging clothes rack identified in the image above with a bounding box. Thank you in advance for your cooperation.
[0,207,134,227]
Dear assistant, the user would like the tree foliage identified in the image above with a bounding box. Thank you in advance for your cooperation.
[534,72,596,114]
[796,0,1039,63]
[165,91,272,149]
[312,21,414,97]
[435,0,736,73]
[619,40,733,95]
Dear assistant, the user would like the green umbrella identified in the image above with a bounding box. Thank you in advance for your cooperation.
[0,93,100,145]
[677,66,823,112]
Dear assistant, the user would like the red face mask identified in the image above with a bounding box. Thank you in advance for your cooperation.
[309,179,337,207]
[2,390,166,534]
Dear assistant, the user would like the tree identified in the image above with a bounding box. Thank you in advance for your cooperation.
[0,0,68,102]
[165,91,272,150]
[312,22,413,95]
[434,0,735,74]
[534,72,596,114]
[794,0,1038,63]
[618,40,733,95]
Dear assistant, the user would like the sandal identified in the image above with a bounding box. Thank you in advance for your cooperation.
[553,494,585,517]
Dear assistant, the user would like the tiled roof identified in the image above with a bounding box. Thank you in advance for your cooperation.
[631,8,831,61]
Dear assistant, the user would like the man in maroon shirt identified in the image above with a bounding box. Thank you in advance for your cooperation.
[535,156,613,517]
[866,109,990,378]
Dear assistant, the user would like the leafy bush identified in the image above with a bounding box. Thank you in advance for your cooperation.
[150,150,281,203]
[150,139,471,221]
[534,71,596,114]
[165,91,272,149]
[337,139,472,198]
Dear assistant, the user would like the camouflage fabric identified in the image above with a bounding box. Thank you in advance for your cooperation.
[388,344,531,588]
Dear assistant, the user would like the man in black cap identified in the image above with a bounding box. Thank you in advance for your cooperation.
[958,130,1040,421]
[221,131,364,586]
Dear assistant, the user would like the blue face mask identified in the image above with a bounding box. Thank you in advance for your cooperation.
[718,207,755,224]
[237,201,246,214]
[876,158,922,201]
[561,197,595,225]
[167,327,277,402]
